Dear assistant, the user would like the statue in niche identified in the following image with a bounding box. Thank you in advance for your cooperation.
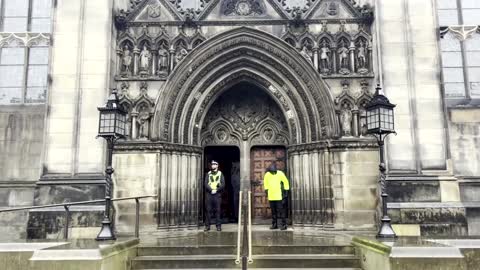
[137,109,150,139]
[357,41,368,74]
[121,45,133,76]
[175,47,188,65]
[300,46,313,64]
[340,105,352,136]
[337,42,350,75]
[157,46,169,75]
[319,41,331,73]
[139,45,151,76]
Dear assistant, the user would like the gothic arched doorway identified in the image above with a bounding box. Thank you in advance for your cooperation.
[201,82,290,223]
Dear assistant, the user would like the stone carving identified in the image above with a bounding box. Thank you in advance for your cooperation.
[201,85,289,146]
[139,45,152,76]
[157,46,169,75]
[340,106,352,137]
[300,46,313,64]
[337,41,350,75]
[327,2,338,16]
[121,45,133,76]
[175,47,188,65]
[147,4,161,18]
[357,40,368,74]
[319,40,331,74]
[222,0,265,16]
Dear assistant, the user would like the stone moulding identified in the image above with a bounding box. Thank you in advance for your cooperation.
[114,141,203,154]
[287,138,378,153]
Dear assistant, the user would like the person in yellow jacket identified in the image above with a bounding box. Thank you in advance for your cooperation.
[263,163,290,230]
[204,160,225,232]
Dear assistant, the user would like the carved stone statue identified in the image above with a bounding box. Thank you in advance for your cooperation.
[300,46,313,64]
[337,42,350,74]
[357,41,368,74]
[175,47,188,65]
[319,41,331,73]
[121,45,132,76]
[139,45,151,76]
[137,113,150,139]
[340,108,352,136]
[157,46,169,75]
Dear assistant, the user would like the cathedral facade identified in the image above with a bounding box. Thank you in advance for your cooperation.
[0,0,479,239]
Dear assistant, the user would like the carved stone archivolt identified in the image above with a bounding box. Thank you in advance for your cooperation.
[201,85,289,146]
[152,27,340,145]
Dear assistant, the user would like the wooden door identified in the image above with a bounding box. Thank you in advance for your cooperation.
[250,146,286,221]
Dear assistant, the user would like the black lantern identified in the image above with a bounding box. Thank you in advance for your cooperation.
[96,89,126,241]
[97,91,127,139]
[366,84,397,239]
[366,85,395,135]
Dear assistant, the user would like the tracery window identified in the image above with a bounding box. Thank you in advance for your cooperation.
[437,0,480,103]
[0,0,52,104]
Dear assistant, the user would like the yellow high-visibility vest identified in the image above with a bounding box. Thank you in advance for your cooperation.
[263,170,289,201]
[208,171,222,191]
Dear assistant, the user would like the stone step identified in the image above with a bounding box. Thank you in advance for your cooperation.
[138,245,354,256]
[252,245,355,255]
[132,254,360,269]
[139,268,362,270]
[138,245,237,256]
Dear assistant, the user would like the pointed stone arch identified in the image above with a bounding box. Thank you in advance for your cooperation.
[152,27,339,145]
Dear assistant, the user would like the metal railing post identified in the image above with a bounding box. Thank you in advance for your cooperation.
[64,205,70,240]
[248,190,253,263]
[235,191,243,264]
[135,198,140,238]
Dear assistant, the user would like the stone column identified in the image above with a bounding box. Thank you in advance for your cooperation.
[116,46,123,75]
[352,109,359,137]
[169,46,175,71]
[133,46,140,76]
[131,112,138,139]
[349,41,356,73]
[151,50,157,76]
[313,43,319,71]
[332,45,337,74]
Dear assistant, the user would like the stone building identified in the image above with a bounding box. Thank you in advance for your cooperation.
[0,0,479,239]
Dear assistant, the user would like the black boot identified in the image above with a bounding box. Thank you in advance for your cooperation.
[216,225,222,231]
[280,224,287,230]
[270,221,278,230]
[204,226,210,232]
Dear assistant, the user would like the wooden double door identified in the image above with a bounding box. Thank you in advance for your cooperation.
[250,146,287,223]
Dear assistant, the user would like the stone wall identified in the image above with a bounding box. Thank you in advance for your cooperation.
[0,105,45,240]
[113,143,202,234]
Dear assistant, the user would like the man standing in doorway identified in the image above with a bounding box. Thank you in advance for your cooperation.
[264,163,290,230]
[204,160,225,232]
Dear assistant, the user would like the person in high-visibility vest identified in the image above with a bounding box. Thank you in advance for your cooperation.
[204,160,225,231]
[263,163,290,230]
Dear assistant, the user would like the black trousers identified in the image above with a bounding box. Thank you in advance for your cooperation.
[270,200,286,226]
[205,193,222,227]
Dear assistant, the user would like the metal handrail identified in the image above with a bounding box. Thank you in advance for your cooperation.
[0,195,157,239]
[235,190,243,264]
[247,190,253,263]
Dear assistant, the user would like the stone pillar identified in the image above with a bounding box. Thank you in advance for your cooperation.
[131,113,138,139]
[133,46,140,75]
[352,109,359,137]
[169,46,175,71]
[332,45,337,73]
[116,46,122,75]
[313,43,319,71]
[349,41,356,73]
[151,50,157,76]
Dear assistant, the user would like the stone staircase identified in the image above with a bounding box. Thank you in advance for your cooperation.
[131,231,362,270]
